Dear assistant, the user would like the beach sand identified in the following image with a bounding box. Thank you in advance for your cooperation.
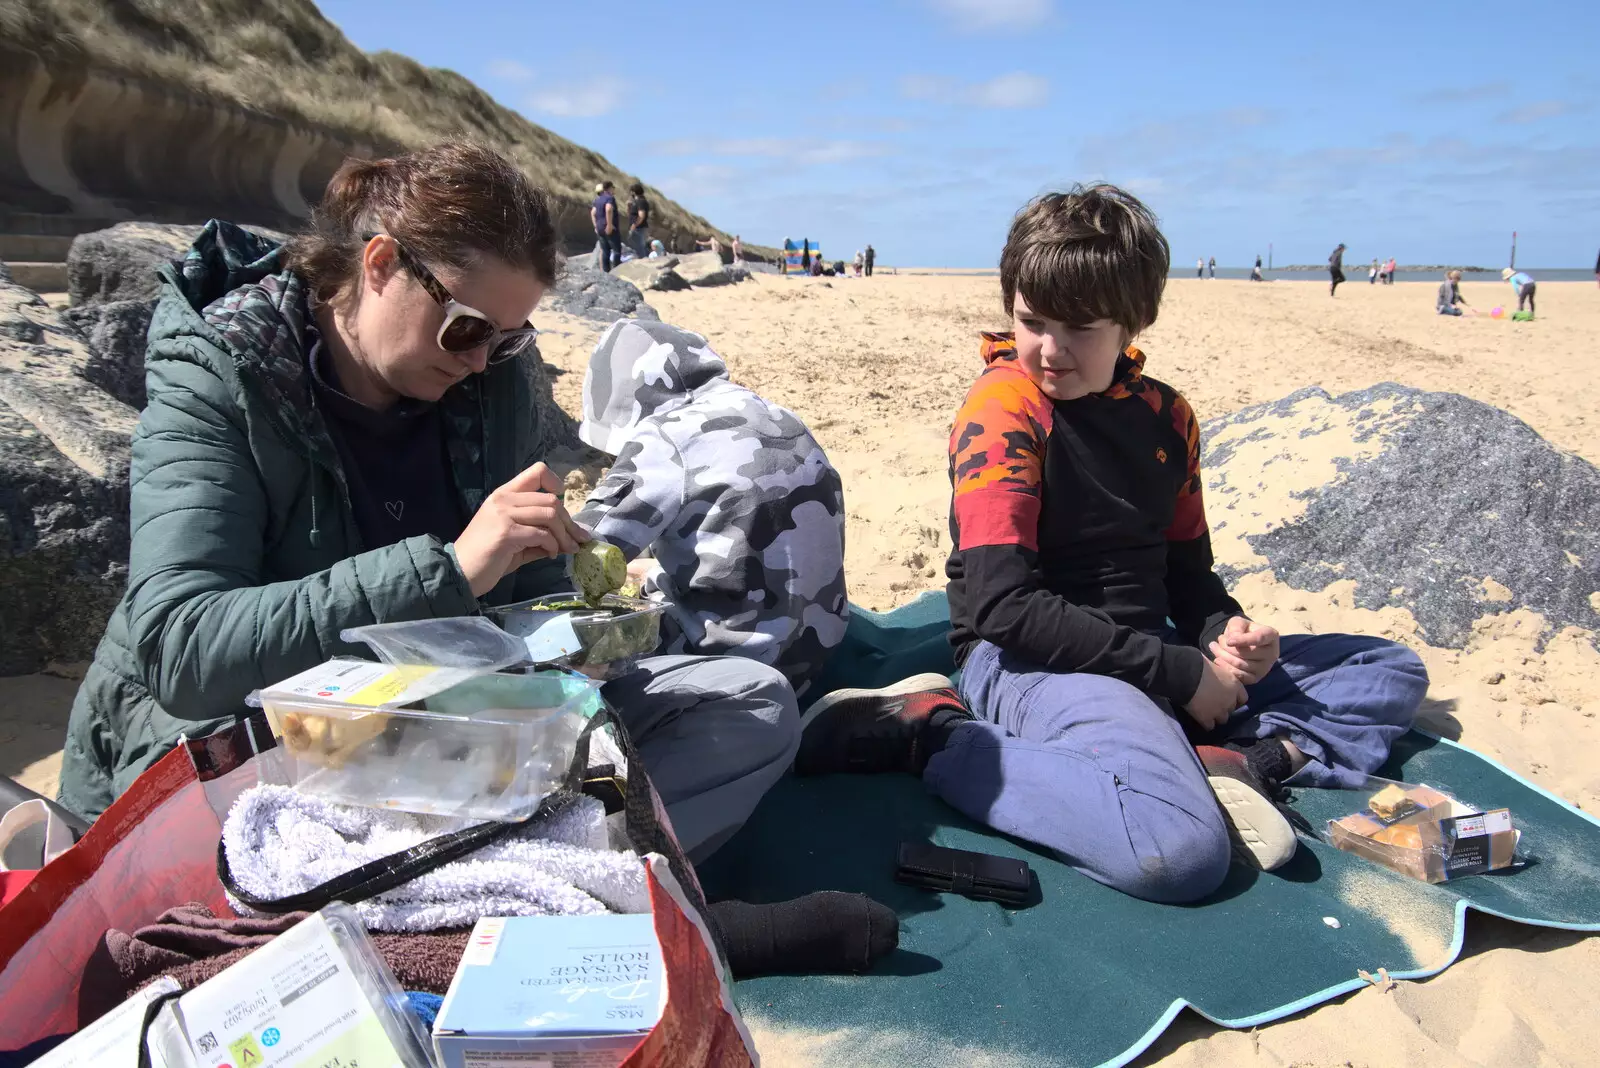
[4,276,1596,1065]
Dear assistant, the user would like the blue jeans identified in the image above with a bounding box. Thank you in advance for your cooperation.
[926,634,1428,903]
[597,231,622,272]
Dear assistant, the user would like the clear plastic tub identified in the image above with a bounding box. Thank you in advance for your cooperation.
[257,660,601,821]
[490,592,669,675]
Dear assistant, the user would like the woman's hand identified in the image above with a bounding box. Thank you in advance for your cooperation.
[454,462,589,597]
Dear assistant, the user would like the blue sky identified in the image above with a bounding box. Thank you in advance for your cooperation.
[320,0,1598,268]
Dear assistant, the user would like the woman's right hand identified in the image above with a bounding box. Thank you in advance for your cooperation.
[1183,655,1248,732]
[454,462,589,597]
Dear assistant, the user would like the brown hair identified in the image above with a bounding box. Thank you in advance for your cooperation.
[999,183,1170,335]
[286,140,560,303]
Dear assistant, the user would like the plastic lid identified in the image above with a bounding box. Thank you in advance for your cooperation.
[339,616,529,671]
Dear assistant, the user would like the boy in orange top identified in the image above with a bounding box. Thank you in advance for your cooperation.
[797,185,1429,903]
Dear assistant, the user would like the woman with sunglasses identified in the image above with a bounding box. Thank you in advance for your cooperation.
[58,143,802,867]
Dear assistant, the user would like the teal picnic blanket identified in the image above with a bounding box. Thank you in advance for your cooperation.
[700,593,1600,1068]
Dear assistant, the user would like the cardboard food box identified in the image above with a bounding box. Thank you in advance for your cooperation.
[1328,784,1518,883]
[433,914,665,1068]
[148,905,433,1068]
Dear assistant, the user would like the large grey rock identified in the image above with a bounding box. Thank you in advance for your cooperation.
[545,260,659,324]
[61,300,156,410]
[67,222,202,306]
[0,260,11,284]
[0,278,138,674]
[672,250,733,288]
[1202,383,1600,648]
[67,221,286,307]
[612,256,691,292]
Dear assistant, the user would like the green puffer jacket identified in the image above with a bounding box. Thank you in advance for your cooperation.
[59,221,565,819]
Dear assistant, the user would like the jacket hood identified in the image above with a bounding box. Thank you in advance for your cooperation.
[580,319,731,455]
[160,220,285,317]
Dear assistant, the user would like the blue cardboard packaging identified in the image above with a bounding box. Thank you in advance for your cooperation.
[433,914,664,1068]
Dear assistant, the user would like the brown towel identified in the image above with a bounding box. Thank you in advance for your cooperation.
[81,903,468,1024]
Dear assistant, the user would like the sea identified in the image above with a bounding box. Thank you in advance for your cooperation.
[886,267,1595,282]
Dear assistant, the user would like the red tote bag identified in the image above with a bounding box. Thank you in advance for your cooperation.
[0,716,757,1068]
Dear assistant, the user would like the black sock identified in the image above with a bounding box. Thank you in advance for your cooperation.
[923,706,974,757]
[1226,738,1293,789]
[707,892,898,979]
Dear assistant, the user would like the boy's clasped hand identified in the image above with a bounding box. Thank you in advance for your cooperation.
[1185,616,1281,729]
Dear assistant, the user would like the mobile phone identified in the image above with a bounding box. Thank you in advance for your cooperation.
[895,841,1033,905]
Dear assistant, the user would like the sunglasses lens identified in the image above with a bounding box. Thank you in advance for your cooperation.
[489,331,538,364]
[440,313,495,352]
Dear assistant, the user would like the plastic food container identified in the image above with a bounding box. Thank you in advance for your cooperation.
[489,593,669,675]
[257,659,600,821]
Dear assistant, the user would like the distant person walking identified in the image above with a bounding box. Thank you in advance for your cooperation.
[1196,257,1204,278]
[1503,268,1537,315]
[1328,243,1347,296]
[1207,256,1216,279]
[853,249,864,277]
[592,180,620,272]
[731,234,744,265]
[801,239,812,273]
[1369,258,1379,284]
[1436,270,1471,316]
[864,244,875,277]
[1595,247,1599,287]
[626,182,651,259]
[1383,257,1397,285]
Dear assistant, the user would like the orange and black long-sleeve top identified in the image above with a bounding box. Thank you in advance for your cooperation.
[945,333,1241,705]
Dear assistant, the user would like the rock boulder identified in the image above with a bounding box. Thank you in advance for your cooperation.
[672,250,733,288]
[0,278,138,674]
[612,256,691,292]
[545,260,659,324]
[1201,383,1600,648]
[61,300,156,410]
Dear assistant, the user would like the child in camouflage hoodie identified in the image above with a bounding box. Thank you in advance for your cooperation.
[576,319,848,696]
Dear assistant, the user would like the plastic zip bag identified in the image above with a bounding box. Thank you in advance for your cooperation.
[1324,775,1524,883]
[340,616,528,671]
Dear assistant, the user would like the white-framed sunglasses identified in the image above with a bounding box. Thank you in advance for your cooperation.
[367,233,539,365]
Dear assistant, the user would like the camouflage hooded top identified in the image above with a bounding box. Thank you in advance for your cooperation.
[575,319,848,693]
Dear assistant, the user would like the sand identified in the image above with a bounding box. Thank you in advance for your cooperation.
[5,276,1597,1065]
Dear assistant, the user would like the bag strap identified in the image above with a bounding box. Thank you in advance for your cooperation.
[136,987,184,1068]
[219,698,604,914]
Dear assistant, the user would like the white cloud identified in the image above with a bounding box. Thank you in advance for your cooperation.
[655,163,742,201]
[898,71,1049,109]
[487,59,535,82]
[970,72,1050,108]
[645,137,891,164]
[527,78,626,118]
[927,0,1052,30]
[1498,100,1583,124]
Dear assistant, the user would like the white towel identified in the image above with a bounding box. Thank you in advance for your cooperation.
[222,785,650,931]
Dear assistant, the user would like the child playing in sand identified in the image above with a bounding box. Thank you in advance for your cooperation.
[1437,270,1471,316]
[796,184,1429,903]
[575,318,849,696]
[1502,268,1536,316]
